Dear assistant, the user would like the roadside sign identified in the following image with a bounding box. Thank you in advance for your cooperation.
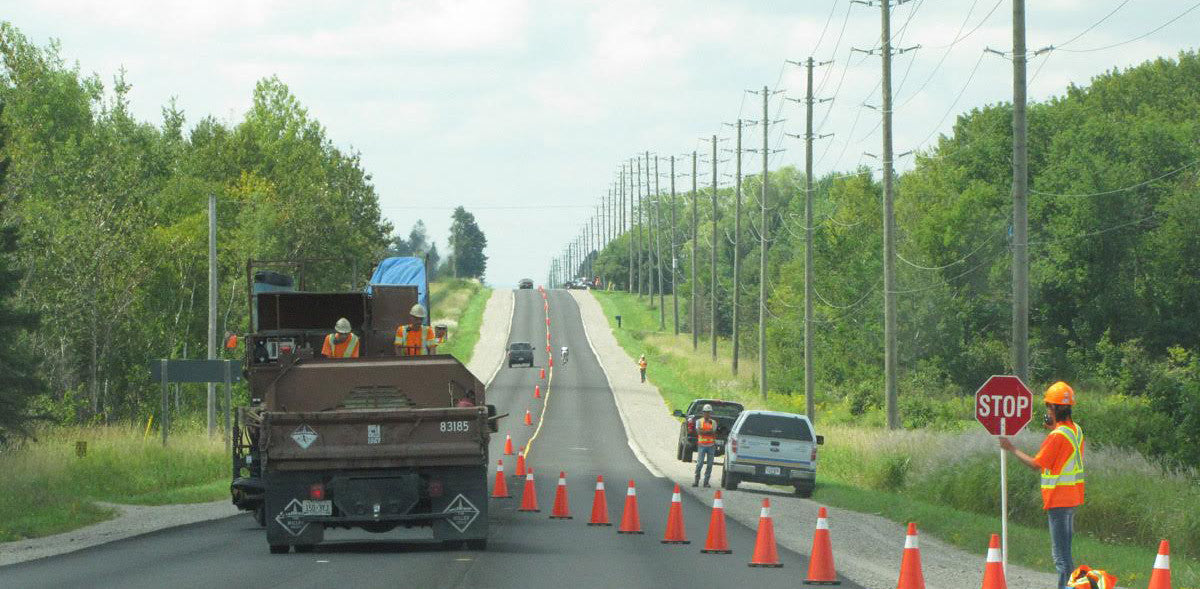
[975,375,1033,436]
[150,359,240,448]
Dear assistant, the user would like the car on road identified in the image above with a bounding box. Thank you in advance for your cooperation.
[672,399,743,462]
[518,278,534,289]
[507,341,534,367]
[721,410,823,497]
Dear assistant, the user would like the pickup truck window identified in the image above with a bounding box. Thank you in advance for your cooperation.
[510,343,533,350]
[690,402,743,419]
[738,415,813,441]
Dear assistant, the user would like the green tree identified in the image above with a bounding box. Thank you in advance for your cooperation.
[448,206,487,279]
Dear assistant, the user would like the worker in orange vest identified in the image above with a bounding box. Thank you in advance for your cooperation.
[1000,381,1084,589]
[637,354,648,383]
[692,404,717,488]
[321,318,360,358]
[395,303,439,356]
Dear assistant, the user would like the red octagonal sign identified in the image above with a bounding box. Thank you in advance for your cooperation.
[975,375,1034,436]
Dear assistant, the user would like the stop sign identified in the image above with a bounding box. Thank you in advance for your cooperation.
[975,375,1034,436]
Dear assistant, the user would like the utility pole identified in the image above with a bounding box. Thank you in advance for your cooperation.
[635,156,644,297]
[654,155,665,330]
[670,155,679,336]
[728,119,744,375]
[710,134,719,362]
[643,151,653,299]
[207,193,217,437]
[624,165,632,292]
[880,0,900,428]
[758,88,770,401]
[1012,0,1029,382]
[691,151,699,351]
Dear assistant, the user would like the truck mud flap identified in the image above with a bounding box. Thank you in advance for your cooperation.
[264,475,326,547]
[429,466,489,542]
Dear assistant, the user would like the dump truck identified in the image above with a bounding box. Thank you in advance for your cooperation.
[231,259,496,553]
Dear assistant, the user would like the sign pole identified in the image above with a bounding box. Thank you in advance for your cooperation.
[224,360,233,454]
[160,359,169,447]
[1000,416,1008,574]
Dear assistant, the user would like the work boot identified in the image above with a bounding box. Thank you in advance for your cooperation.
[692,478,699,487]
[703,480,710,488]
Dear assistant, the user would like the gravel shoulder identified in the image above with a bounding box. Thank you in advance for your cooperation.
[571,289,1059,589]
[0,289,515,568]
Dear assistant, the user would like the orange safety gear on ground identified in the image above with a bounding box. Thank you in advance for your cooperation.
[1044,381,1075,405]
[1067,565,1116,589]
[696,417,717,447]
[321,333,360,358]
[1033,421,1085,509]
[395,324,437,356]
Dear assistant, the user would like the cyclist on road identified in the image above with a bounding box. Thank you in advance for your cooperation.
[560,346,569,365]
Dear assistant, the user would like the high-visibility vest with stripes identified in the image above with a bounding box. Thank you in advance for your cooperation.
[1040,422,1085,508]
[323,333,360,358]
[696,418,717,446]
[395,325,436,356]
[1067,565,1116,589]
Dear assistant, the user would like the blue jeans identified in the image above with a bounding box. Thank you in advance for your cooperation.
[694,444,716,483]
[1048,506,1075,589]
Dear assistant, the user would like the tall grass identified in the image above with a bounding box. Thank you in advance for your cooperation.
[593,290,1200,586]
[429,278,491,364]
[0,423,227,541]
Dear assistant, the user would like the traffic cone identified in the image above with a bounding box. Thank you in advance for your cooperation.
[618,480,644,534]
[550,471,572,519]
[540,368,546,380]
[701,490,731,554]
[546,317,550,326]
[503,434,514,456]
[979,533,1006,589]
[518,469,539,512]
[1148,539,1172,589]
[588,476,611,526]
[896,523,925,589]
[514,447,526,478]
[661,484,690,544]
[524,409,533,426]
[491,460,511,498]
[804,507,840,585]
[534,385,541,399]
[748,498,782,567]
[549,357,554,367]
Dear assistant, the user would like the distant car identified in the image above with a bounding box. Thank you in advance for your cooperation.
[673,399,744,462]
[506,342,534,367]
[518,278,533,289]
[722,410,823,497]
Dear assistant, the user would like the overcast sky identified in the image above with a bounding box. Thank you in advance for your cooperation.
[7,1,1198,287]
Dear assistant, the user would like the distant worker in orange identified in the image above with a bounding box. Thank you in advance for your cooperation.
[321,318,360,358]
[395,303,439,356]
[637,354,648,383]
[692,404,717,488]
[999,381,1084,589]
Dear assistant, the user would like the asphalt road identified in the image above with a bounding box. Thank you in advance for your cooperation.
[2,289,861,589]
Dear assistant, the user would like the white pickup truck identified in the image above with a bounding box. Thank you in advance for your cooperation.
[721,410,824,497]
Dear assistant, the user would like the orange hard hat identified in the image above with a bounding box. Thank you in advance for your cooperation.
[1043,381,1075,406]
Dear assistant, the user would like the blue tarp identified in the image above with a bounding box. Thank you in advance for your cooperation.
[367,257,429,324]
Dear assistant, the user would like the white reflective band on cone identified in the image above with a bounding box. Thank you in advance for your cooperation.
[672,492,681,502]
[713,498,724,509]
[526,473,534,480]
[1154,553,1170,569]
[905,535,919,549]
[498,463,504,472]
[596,482,605,490]
[558,477,566,485]
[986,548,1001,563]
[761,507,771,518]
[816,518,829,530]
[627,486,636,496]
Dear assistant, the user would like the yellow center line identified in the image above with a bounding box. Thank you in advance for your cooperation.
[523,303,555,462]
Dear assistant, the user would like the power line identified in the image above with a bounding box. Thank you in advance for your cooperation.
[1030,159,1200,198]
[1053,0,1131,49]
[1056,2,1200,53]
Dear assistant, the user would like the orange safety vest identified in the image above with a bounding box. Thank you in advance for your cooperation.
[1067,565,1117,589]
[1040,422,1085,509]
[638,359,647,370]
[321,333,360,358]
[696,417,717,446]
[395,324,437,356]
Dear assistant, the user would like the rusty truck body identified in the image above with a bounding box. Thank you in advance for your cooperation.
[231,261,494,553]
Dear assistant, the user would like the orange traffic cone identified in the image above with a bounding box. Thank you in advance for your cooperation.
[491,460,511,498]
[661,484,689,544]
[979,533,1006,589]
[513,447,526,478]
[518,469,539,512]
[896,523,925,589]
[550,471,572,519]
[701,490,731,554]
[618,480,644,534]
[748,498,782,567]
[804,506,839,585]
[546,317,550,326]
[1148,539,1172,589]
[540,368,546,380]
[534,385,541,399]
[588,476,612,526]
[524,409,533,426]
[549,357,554,368]
[503,434,514,456]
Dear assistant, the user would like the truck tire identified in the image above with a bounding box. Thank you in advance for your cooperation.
[721,469,739,491]
[794,483,814,498]
[682,446,693,463]
[294,544,315,553]
[254,504,266,528]
[676,443,683,461]
[269,544,290,554]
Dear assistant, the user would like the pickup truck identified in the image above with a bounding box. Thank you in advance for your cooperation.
[672,399,744,462]
[721,410,823,497]
[507,342,534,367]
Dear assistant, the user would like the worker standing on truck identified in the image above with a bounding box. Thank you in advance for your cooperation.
[637,354,648,383]
[321,318,360,358]
[692,404,717,488]
[395,303,439,356]
[999,381,1085,589]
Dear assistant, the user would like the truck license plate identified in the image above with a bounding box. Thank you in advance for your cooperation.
[765,466,781,476]
[301,500,332,516]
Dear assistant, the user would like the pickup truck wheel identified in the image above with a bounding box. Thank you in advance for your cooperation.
[721,469,739,491]
[794,484,814,498]
[254,504,266,528]
[269,544,290,554]
[675,442,683,461]
[681,447,693,463]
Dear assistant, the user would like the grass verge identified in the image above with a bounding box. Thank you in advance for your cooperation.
[0,425,227,542]
[592,290,1200,587]
[429,278,491,365]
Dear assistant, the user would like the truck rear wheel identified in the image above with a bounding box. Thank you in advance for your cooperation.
[294,544,315,553]
[269,544,290,554]
[254,504,266,528]
[682,447,693,463]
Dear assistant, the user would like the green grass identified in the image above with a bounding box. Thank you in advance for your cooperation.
[0,425,228,542]
[593,290,1200,587]
[429,278,491,365]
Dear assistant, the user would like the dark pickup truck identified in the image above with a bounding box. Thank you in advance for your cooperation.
[672,399,744,462]
[506,342,534,367]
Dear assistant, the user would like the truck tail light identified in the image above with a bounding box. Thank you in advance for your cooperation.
[686,418,695,433]
[309,483,325,500]
[428,479,444,498]
[811,447,818,461]
[730,437,737,453]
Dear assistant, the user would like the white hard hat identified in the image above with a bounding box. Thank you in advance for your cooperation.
[334,318,352,334]
[702,404,713,412]
[410,303,427,318]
